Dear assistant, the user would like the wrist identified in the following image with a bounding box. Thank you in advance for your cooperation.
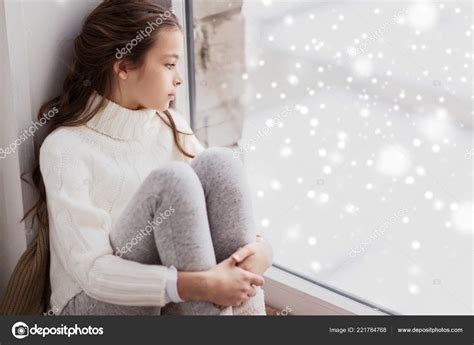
[257,239,273,268]
[177,271,211,302]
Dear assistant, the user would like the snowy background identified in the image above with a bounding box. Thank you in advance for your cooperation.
[204,1,473,315]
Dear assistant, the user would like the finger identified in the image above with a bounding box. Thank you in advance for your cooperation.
[231,245,255,263]
[236,260,251,271]
[246,272,265,286]
[236,296,247,307]
[247,286,257,298]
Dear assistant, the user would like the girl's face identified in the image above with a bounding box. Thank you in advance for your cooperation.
[112,28,184,111]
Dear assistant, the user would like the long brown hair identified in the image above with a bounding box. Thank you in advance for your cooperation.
[21,0,193,231]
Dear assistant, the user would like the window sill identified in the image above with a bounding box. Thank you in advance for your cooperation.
[263,265,393,315]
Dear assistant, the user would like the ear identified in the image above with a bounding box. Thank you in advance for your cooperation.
[113,59,129,80]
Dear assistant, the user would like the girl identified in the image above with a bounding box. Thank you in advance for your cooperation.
[22,0,273,316]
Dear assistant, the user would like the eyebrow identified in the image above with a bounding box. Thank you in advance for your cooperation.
[162,54,180,59]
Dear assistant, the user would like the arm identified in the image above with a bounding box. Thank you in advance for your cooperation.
[176,271,209,301]
[40,137,172,307]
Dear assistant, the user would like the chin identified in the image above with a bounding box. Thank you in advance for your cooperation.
[154,102,169,112]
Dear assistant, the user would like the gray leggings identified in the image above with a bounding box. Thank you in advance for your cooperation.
[60,147,256,315]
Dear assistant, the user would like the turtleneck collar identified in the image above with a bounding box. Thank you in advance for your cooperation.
[85,91,160,141]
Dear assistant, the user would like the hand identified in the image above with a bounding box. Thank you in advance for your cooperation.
[213,239,273,310]
[205,256,265,308]
[231,237,273,276]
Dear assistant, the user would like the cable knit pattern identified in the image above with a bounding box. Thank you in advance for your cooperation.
[40,92,205,314]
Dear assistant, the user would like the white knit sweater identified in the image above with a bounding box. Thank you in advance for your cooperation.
[40,92,205,313]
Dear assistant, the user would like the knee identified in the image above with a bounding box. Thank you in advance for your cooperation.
[192,147,242,172]
[191,147,247,189]
[147,161,202,193]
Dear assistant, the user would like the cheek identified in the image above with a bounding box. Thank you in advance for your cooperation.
[138,66,168,94]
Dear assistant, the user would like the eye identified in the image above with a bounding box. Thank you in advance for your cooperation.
[165,63,176,70]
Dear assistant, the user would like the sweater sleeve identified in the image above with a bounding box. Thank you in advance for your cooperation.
[40,138,170,307]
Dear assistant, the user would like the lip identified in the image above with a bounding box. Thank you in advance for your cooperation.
[168,93,175,100]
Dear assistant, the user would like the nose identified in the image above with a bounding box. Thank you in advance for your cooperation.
[174,75,183,87]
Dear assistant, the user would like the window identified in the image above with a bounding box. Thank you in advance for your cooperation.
[192,1,473,315]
